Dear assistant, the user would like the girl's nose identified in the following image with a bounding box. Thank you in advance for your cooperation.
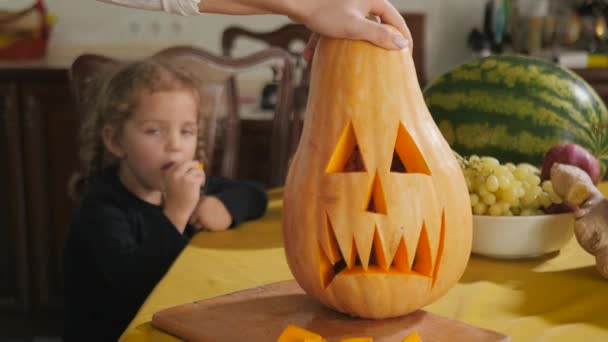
[166,131,183,151]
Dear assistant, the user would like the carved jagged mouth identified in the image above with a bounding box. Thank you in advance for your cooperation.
[319,212,445,289]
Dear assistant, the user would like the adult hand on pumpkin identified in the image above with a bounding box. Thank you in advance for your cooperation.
[99,0,411,59]
[296,0,412,60]
[198,0,411,60]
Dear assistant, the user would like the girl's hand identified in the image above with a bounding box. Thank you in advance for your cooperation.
[296,0,412,60]
[189,196,233,232]
[163,161,206,232]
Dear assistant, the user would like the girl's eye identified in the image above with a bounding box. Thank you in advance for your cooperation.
[182,129,196,136]
[145,128,161,135]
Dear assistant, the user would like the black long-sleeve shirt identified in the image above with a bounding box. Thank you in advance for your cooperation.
[63,166,268,341]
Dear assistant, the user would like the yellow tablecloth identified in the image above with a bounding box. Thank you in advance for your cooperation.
[120,185,608,342]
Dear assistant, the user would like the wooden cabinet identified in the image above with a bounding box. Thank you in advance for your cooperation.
[0,83,29,315]
[0,70,75,337]
[237,119,275,186]
[572,68,608,104]
[22,82,78,315]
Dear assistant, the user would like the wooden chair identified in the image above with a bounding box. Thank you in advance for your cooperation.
[401,13,427,86]
[222,23,312,152]
[69,46,294,187]
[221,15,425,149]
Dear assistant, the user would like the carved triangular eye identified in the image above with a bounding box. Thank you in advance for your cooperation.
[392,123,431,175]
[326,121,366,173]
[390,151,407,173]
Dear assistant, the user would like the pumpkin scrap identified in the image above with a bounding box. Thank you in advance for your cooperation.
[401,331,422,342]
[277,324,325,342]
[276,324,423,342]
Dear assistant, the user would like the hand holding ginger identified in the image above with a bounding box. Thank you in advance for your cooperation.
[551,163,608,279]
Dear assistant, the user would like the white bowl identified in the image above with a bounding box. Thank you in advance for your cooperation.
[472,213,575,259]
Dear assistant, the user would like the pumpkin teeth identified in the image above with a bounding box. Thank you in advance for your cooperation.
[411,223,433,277]
[371,226,389,271]
[318,215,441,289]
[432,210,446,288]
[324,213,342,264]
[318,241,336,288]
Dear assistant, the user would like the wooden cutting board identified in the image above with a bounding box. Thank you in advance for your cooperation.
[152,280,509,342]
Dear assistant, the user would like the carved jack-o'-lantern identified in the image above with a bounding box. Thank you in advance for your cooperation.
[283,31,472,319]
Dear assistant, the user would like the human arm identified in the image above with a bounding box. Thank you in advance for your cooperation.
[97,0,411,52]
[189,195,233,231]
[200,0,411,52]
[189,176,269,231]
[96,0,201,15]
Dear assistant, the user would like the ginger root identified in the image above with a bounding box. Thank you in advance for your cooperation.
[551,163,608,279]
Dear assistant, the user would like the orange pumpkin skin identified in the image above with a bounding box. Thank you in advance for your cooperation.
[283,32,472,319]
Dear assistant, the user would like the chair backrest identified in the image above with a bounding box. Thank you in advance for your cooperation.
[222,24,312,151]
[221,16,426,151]
[221,23,311,77]
[401,13,427,86]
[69,45,294,187]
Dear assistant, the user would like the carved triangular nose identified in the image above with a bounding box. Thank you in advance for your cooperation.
[365,171,386,215]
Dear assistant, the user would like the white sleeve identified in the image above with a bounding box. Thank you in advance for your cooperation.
[96,0,201,16]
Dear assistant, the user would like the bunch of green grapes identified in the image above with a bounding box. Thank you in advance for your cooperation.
[456,154,563,216]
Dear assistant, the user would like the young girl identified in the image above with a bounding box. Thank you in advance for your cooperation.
[63,57,268,341]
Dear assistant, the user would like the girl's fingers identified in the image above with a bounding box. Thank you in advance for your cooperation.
[174,160,201,178]
[185,168,206,188]
[191,219,203,230]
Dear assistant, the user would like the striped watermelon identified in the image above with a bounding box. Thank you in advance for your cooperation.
[423,54,608,179]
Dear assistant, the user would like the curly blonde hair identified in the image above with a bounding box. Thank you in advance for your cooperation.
[69,56,208,202]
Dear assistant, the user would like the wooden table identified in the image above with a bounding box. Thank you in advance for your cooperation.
[119,187,608,342]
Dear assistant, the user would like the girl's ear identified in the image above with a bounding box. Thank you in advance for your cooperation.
[102,124,125,159]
